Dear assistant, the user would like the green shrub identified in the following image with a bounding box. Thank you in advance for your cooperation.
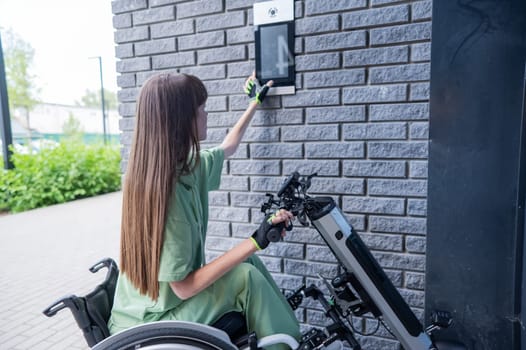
[0,141,121,213]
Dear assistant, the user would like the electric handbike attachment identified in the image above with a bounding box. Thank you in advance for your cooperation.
[260,172,467,350]
[43,172,467,350]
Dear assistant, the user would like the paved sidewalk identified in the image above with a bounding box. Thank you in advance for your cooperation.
[0,191,122,349]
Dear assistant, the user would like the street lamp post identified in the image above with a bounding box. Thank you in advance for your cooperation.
[0,31,14,169]
[89,56,107,145]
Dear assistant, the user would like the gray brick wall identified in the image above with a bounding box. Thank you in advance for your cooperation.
[112,0,432,348]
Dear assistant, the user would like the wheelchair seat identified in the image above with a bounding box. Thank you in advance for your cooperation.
[43,258,248,348]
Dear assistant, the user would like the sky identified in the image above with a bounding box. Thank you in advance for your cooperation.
[0,0,118,106]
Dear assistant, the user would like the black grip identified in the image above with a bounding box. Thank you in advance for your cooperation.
[266,223,283,242]
[266,221,293,242]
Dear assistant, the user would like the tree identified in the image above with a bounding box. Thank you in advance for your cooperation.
[62,112,84,142]
[76,88,117,110]
[2,28,39,113]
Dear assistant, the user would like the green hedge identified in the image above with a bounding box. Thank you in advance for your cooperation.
[0,142,121,213]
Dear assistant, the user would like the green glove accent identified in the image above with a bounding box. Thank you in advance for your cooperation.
[245,79,270,104]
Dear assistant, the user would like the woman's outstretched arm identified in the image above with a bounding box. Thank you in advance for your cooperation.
[220,73,273,158]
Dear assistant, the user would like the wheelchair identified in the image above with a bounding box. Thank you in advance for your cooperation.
[43,173,468,350]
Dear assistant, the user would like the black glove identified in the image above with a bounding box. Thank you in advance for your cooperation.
[244,78,271,104]
[250,214,284,250]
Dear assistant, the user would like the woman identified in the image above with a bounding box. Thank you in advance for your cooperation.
[107,72,301,349]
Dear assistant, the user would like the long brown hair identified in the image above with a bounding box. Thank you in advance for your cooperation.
[120,73,208,300]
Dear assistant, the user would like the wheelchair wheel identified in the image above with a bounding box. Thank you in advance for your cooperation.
[92,321,238,350]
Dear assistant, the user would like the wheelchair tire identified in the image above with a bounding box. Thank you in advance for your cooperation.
[91,321,238,350]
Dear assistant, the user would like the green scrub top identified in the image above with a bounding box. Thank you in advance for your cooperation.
[108,147,224,333]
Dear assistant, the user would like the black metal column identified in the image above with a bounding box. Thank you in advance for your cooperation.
[0,31,13,169]
[426,1,526,349]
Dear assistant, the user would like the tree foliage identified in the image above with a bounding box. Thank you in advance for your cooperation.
[2,28,39,111]
[76,88,117,110]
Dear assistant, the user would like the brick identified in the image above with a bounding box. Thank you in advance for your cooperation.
[179,31,225,51]
[249,176,283,193]
[112,0,147,14]
[196,11,245,32]
[305,0,367,15]
[408,198,427,216]
[342,5,409,29]
[307,106,365,124]
[306,142,364,159]
[267,242,305,260]
[133,6,175,25]
[204,78,245,96]
[295,52,340,71]
[151,19,194,38]
[209,191,228,206]
[405,271,425,289]
[368,141,428,159]
[284,259,339,278]
[230,191,267,207]
[412,0,432,20]
[343,122,407,140]
[116,57,151,73]
[409,122,429,139]
[219,176,248,191]
[342,196,405,215]
[409,161,428,178]
[180,65,226,81]
[308,177,364,195]
[283,89,340,107]
[152,52,195,69]
[296,14,340,35]
[305,31,366,53]
[115,43,134,59]
[304,69,365,88]
[283,160,340,176]
[252,109,304,126]
[306,245,339,263]
[343,45,408,67]
[113,13,132,29]
[400,288,425,308]
[209,206,249,222]
[119,117,135,131]
[371,22,432,45]
[230,160,281,175]
[226,0,253,10]
[134,38,176,56]
[373,251,425,271]
[368,179,427,197]
[227,27,253,45]
[343,84,407,104]
[369,215,427,234]
[177,0,223,19]
[410,82,430,101]
[243,127,280,142]
[136,71,160,85]
[412,42,431,62]
[406,235,426,253]
[198,45,246,64]
[250,143,303,158]
[151,0,188,6]
[114,26,149,44]
[360,232,403,251]
[370,63,430,83]
[369,103,429,121]
[371,0,406,5]
[282,125,339,142]
[119,103,136,117]
[227,61,254,77]
[343,160,406,178]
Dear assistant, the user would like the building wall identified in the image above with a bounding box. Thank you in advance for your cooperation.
[112,0,432,348]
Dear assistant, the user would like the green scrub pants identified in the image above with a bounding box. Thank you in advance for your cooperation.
[168,255,301,350]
